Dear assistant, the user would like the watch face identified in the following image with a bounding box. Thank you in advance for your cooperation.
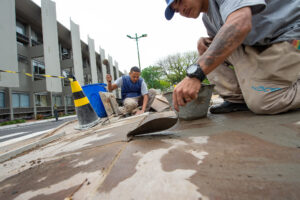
[187,64,198,74]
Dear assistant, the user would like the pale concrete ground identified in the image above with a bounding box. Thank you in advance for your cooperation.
[0,99,299,200]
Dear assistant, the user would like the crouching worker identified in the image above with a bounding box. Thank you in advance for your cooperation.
[106,66,156,115]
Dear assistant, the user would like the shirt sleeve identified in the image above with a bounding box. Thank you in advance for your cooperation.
[202,14,217,37]
[114,77,122,88]
[141,80,148,96]
[216,0,266,22]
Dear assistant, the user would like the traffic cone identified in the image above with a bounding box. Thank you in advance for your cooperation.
[70,77,100,130]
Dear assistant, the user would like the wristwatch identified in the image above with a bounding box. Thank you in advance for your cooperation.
[186,63,206,82]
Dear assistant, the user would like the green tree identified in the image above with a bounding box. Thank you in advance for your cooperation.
[156,51,198,85]
[141,66,170,91]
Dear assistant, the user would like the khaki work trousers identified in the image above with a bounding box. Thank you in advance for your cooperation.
[207,41,300,114]
[123,89,156,114]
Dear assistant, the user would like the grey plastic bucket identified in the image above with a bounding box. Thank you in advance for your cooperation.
[164,84,214,120]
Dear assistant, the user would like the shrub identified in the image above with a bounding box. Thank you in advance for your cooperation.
[0,119,26,126]
[36,114,44,120]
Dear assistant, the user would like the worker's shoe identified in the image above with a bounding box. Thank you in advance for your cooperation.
[209,101,249,114]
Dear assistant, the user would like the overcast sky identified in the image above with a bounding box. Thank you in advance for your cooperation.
[31,0,208,73]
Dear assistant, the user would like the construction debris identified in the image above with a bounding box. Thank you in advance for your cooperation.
[150,95,171,112]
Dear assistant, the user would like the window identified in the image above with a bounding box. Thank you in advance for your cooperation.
[53,95,62,106]
[31,30,43,46]
[32,60,45,80]
[12,93,29,108]
[66,96,74,106]
[16,21,26,35]
[61,47,71,60]
[16,21,28,46]
[35,94,48,107]
[0,92,4,108]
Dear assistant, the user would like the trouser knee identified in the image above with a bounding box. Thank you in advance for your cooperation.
[123,98,138,113]
[245,86,297,115]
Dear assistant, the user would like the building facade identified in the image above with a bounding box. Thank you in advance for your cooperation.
[0,0,121,121]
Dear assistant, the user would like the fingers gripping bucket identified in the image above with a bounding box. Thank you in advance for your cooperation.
[70,79,100,130]
[164,84,214,120]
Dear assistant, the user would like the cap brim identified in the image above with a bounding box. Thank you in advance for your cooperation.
[165,0,175,20]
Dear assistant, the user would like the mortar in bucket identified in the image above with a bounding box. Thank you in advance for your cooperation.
[164,84,214,120]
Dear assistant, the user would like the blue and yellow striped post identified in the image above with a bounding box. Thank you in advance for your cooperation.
[70,78,100,130]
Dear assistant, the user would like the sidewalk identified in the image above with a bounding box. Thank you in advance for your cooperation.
[0,115,77,130]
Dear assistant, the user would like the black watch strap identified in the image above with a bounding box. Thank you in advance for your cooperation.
[197,66,206,82]
[187,64,206,82]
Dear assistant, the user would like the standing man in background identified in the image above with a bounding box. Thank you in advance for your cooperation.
[106,66,156,115]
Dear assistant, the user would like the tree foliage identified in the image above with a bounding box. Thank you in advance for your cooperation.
[142,51,200,91]
[141,66,170,91]
[156,51,198,85]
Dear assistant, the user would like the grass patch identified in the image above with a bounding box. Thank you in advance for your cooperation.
[0,119,26,126]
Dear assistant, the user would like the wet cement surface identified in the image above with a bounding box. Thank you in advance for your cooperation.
[0,110,300,199]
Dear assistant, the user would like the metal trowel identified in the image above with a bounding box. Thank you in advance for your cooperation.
[126,84,214,139]
[127,116,178,138]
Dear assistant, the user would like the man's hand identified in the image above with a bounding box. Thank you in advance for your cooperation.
[197,37,213,55]
[106,74,112,83]
[172,77,201,111]
[106,74,118,92]
[135,109,145,115]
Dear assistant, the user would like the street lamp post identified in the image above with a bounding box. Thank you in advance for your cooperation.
[127,33,147,70]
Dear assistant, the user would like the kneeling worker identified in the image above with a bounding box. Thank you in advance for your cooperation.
[106,66,156,115]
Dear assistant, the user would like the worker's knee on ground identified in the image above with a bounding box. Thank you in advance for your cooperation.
[246,94,283,115]
[247,101,271,114]
[124,98,138,112]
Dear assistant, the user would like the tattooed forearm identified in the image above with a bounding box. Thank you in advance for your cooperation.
[204,24,242,66]
[199,7,252,74]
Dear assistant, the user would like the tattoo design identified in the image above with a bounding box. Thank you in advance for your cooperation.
[201,22,246,71]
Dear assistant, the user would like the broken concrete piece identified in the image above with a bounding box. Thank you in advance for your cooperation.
[151,97,170,112]
[108,93,121,115]
[99,92,114,118]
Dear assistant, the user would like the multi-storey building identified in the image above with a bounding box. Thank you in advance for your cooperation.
[0,0,121,121]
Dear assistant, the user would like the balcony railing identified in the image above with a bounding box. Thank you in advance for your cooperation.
[0,108,10,115]
[13,107,34,114]
[36,106,52,112]
[31,39,42,46]
[62,53,72,60]
[16,32,29,45]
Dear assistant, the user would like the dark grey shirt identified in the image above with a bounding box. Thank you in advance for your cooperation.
[203,0,300,46]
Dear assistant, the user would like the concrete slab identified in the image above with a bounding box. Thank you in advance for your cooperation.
[0,110,299,200]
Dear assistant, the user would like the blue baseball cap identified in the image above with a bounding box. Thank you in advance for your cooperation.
[165,0,175,20]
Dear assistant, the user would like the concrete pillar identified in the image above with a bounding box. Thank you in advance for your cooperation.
[28,25,32,47]
[99,47,107,84]
[70,19,84,85]
[33,93,37,119]
[50,92,54,116]
[108,55,117,96]
[88,37,98,84]
[41,0,62,93]
[114,60,121,98]
[7,88,14,121]
[64,96,67,115]
[0,0,19,88]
